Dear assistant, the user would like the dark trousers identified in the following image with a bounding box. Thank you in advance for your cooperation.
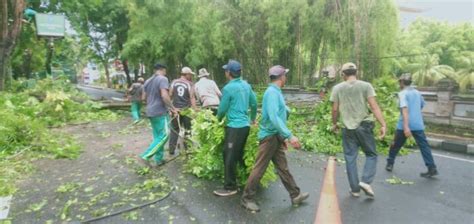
[387,130,436,168]
[169,113,192,154]
[342,121,378,192]
[223,126,250,190]
[242,135,300,201]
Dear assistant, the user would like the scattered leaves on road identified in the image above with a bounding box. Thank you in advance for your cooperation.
[385,176,414,185]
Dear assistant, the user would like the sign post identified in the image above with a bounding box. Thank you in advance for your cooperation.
[35,13,65,75]
[35,13,65,37]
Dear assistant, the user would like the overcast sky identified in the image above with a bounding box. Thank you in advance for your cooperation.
[396,0,473,27]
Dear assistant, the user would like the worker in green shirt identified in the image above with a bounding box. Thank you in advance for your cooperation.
[213,60,257,197]
[241,65,309,212]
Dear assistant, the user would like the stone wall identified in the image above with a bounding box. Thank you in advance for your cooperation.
[419,80,474,129]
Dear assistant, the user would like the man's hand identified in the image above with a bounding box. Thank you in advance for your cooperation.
[169,107,178,116]
[404,127,412,138]
[288,136,301,149]
[331,124,339,134]
[379,126,387,139]
[251,120,258,127]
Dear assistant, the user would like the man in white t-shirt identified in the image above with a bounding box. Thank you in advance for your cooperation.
[195,68,222,114]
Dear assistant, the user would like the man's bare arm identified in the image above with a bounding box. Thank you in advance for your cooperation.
[402,107,412,137]
[331,102,339,132]
[161,89,175,112]
[368,96,386,138]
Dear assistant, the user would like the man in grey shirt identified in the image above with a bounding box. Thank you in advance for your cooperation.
[330,62,386,199]
[140,63,176,166]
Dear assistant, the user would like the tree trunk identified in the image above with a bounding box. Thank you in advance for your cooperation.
[22,49,32,79]
[102,60,111,88]
[45,40,54,75]
[0,0,26,91]
[122,59,132,87]
[0,52,6,91]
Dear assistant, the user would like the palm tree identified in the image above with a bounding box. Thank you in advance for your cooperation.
[408,54,455,86]
[453,52,474,92]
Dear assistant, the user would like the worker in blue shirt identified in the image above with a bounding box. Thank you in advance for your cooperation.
[213,60,257,197]
[386,73,438,177]
[241,65,309,212]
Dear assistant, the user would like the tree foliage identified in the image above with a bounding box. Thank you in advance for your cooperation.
[393,19,474,90]
[123,0,399,84]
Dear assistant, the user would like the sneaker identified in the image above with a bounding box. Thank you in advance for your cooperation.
[359,182,375,199]
[213,189,238,197]
[420,167,438,178]
[349,191,360,198]
[291,192,309,205]
[241,199,260,212]
[385,163,393,172]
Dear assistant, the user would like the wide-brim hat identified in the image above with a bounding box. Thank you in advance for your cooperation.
[198,68,210,78]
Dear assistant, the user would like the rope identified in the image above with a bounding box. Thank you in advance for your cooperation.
[81,186,176,223]
[80,115,192,223]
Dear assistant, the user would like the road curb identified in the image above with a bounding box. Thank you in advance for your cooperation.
[426,137,473,155]
[467,144,474,155]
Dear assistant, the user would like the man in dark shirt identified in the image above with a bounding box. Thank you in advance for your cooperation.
[140,63,176,166]
[127,77,144,123]
[169,67,197,155]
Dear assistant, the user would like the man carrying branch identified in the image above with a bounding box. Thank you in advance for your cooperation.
[213,60,257,197]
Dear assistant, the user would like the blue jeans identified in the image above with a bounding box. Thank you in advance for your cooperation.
[342,121,378,192]
[387,130,436,168]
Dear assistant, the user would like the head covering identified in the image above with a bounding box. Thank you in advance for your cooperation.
[154,63,167,70]
[341,62,357,72]
[399,73,412,81]
[181,67,196,75]
[222,59,241,76]
[268,65,289,77]
[198,68,211,78]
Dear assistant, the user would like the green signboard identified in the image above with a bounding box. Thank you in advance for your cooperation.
[35,13,65,37]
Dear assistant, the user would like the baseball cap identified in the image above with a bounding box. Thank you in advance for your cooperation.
[154,63,167,70]
[198,68,210,78]
[341,62,357,72]
[222,60,241,75]
[181,67,196,75]
[399,73,412,81]
[268,65,289,77]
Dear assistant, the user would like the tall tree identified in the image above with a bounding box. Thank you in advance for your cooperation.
[0,0,26,91]
[62,0,128,88]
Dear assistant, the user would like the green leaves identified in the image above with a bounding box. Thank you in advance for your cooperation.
[0,77,117,196]
[185,109,277,187]
[386,176,414,185]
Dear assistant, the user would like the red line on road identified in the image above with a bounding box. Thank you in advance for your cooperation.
[314,156,342,224]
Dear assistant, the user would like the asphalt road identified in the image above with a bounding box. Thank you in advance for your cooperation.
[71,86,473,223]
[94,149,474,224]
[76,84,125,101]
